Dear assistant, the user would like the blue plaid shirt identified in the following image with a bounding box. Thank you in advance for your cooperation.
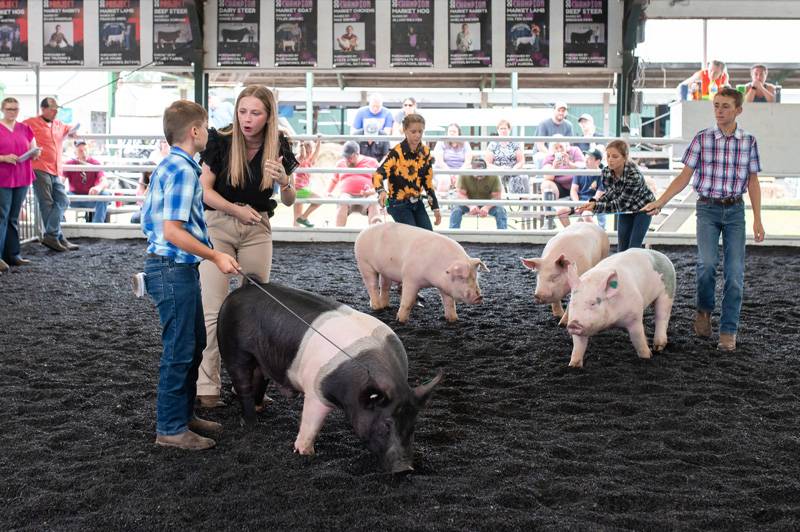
[682,125,761,198]
[141,147,210,263]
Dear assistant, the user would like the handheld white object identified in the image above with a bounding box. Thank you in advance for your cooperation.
[16,147,41,163]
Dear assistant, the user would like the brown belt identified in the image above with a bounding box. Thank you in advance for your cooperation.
[698,195,743,206]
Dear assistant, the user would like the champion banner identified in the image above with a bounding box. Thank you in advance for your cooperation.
[332,0,375,68]
[274,0,316,67]
[448,0,491,68]
[505,0,549,68]
[390,0,433,68]
[217,0,258,67]
[43,0,83,66]
[563,0,607,67]
[0,0,27,63]
[99,0,140,66]
[152,0,193,66]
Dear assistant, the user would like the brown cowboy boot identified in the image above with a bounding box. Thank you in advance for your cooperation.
[717,333,736,352]
[694,310,712,338]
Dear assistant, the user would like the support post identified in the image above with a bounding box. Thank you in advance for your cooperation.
[306,71,314,134]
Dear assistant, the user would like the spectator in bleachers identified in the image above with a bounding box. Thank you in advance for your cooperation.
[293,138,322,227]
[432,123,473,196]
[358,132,390,163]
[485,119,527,194]
[391,97,417,136]
[24,97,80,251]
[541,138,585,229]
[573,113,603,153]
[351,93,393,136]
[535,102,574,162]
[132,139,170,224]
[63,140,111,223]
[449,158,507,230]
[744,64,777,103]
[682,60,729,100]
[328,141,380,226]
[555,148,605,228]
[0,96,38,271]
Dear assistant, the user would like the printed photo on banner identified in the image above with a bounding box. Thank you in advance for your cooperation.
[219,23,255,44]
[450,22,478,52]
[44,22,72,49]
[101,23,134,50]
[335,22,363,52]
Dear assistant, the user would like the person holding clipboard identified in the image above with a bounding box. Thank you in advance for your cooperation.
[0,97,39,271]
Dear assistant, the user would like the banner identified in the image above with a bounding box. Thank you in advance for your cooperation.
[563,0,607,67]
[0,0,27,63]
[152,0,193,66]
[390,0,433,68]
[99,0,140,66]
[332,0,375,68]
[217,0,258,67]
[43,0,83,66]
[448,0,491,68]
[505,0,549,68]
[274,0,316,67]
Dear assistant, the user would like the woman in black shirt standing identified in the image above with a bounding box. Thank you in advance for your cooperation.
[196,85,298,408]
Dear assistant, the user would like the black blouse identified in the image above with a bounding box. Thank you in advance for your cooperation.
[200,128,299,215]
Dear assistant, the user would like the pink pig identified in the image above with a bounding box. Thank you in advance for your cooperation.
[565,248,676,368]
[521,222,610,325]
[354,222,488,323]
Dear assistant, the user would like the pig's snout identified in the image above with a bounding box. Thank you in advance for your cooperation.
[567,320,583,335]
[533,293,544,303]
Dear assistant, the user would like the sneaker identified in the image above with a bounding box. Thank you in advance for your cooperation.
[41,235,67,252]
[717,333,736,352]
[188,416,223,435]
[296,217,314,228]
[694,311,712,338]
[197,395,226,408]
[132,272,146,298]
[59,236,79,251]
[155,430,215,450]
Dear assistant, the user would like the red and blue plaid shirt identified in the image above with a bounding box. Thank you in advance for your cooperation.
[682,125,761,199]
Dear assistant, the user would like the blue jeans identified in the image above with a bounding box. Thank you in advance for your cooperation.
[696,200,746,334]
[0,185,29,262]
[616,212,652,252]
[387,199,432,230]
[449,205,508,229]
[144,257,206,436]
[68,190,111,223]
[33,170,69,238]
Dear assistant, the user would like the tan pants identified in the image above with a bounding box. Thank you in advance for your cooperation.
[197,210,273,396]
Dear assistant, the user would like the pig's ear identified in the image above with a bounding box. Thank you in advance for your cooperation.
[566,263,581,291]
[605,271,620,297]
[521,257,540,270]
[413,371,443,408]
[555,254,571,271]
[471,257,489,272]
[446,262,468,279]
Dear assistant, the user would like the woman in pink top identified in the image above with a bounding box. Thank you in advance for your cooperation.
[0,97,38,271]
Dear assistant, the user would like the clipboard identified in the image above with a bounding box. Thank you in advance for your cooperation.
[16,147,41,163]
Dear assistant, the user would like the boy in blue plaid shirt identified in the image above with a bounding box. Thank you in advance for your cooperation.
[141,100,239,450]
[643,87,765,352]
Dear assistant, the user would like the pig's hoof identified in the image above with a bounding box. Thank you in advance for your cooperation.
[370,302,387,311]
[294,442,316,456]
[638,350,653,359]
[558,314,569,327]
[653,343,666,352]
[568,360,584,369]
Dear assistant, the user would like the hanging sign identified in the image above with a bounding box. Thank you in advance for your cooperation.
[390,0,434,68]
[0,0,27,63]
[274,0,317,67]
[332,0,376,68]
[563,0,607,67]
[152,0,194,66]
[99,0,141,66]
[43,0,84,66]
[448,0,491,68]
[505,0,549,68]
[217,0,258,67]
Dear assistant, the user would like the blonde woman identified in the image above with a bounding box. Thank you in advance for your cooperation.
[196,85,299,408]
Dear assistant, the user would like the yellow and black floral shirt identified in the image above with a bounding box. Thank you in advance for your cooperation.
[373,140,439,210]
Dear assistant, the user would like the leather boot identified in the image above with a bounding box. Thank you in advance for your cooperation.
[0,259,8,273]
[59,236,80,250]
[155,430,215,450]
[694,310,712,337]
[41,235,67,252]
[717,333,736,352]
[197,395,226,408]
[188,416,223,435]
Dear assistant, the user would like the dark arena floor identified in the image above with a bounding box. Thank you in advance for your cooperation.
[2,238,799,530]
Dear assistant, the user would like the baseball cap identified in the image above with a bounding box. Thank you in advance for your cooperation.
[584,148,603,161]
[554,101,568,110]
[342,141,359,157]
[578,113,594,122]
[74,139,87,147]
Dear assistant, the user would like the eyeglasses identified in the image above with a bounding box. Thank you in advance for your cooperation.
[403,103,414,107]
[3,108,19,111]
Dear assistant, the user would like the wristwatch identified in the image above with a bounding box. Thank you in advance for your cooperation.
[280,183,293,191]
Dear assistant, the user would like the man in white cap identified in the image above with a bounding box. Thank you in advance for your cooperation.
[536,101,574,156]
[574,113,604,153]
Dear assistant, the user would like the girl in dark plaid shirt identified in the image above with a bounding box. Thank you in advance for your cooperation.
[576,139,655,252]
